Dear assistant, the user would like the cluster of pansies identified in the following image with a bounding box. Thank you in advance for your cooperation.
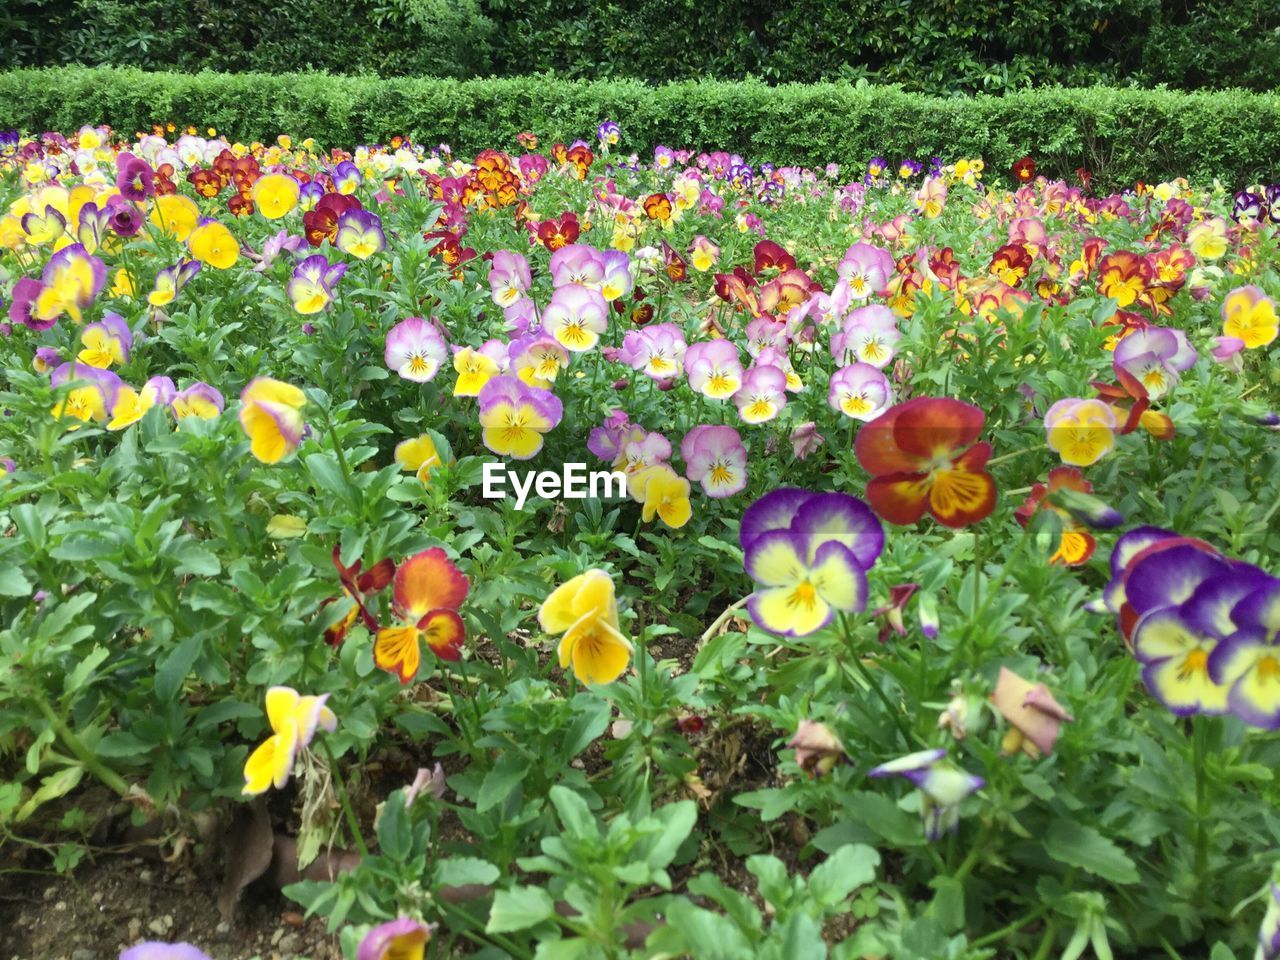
[1098,528,1280,728]
[4,118,1280,957]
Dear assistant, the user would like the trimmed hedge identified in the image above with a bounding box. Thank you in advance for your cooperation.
[5,0,1280,95]
[1,67,1278,188]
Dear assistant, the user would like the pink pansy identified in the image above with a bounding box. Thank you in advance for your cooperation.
[509,334,570,387]
[681,424,748,497]
[754,346,803,392]
[1111,326,1197,401]
[599,250,634,301]
[735,364,788,424]
[549,244,606,289]
[686,339,744,400]
[620,323,687,380]
[832,304,901,368]
[488,250,532,308]
[1211,336,1245,372]
[828,363,892,421]
[504,296,538,336]
[746,317,788,357]
[542,284,609,352]
[384,317,448,383]
[837,242,895,299]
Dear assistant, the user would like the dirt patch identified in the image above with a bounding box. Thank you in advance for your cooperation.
[0,857,339,960]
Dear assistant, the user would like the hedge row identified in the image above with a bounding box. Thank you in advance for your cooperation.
[5,0,1280,94]
[1,67,1278,188]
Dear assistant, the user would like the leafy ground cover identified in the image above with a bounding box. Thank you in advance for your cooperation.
[1,125,1279,960]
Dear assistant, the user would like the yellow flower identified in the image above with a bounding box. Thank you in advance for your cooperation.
[1222,285,1278,349]
[238,377,307,463]
[538,570,632,685]
[188,221,240,269]
[395,433,442,484]
[107,386,153,431]
[111,268,136,299]
[1187,218,1228,261]
[243,686,336,796]
[252,173,301,220]
[149,194,201,242]
[639,465,692,528]
[452,347,500,397]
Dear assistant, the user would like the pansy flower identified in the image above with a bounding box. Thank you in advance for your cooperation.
[51,362,122,424]
[1221,285,1278,350]
[1044,397,1118,467]
[452,341,506,397]
[172,382,225,420]
[828,363,891,421]
[30,243,107,325]
[1111,327,1197,401]
[385,316,448,382]
[395,433,444,485]
[488,250,532,308]
[735,364,788,424]
[542,284,608,353]
[108,375,176,431]
[374,548,469,683]
[239,377,307,464]
[681,425,748,498]
[358,918,432,960]
[739,488,884,637]
[686,339,744,399]
[187,220,240,270]
[869,748,984,841]
[477,375,563,459]
[242,686,337,795]
[77,313,132,368]
[832,305,900,368]
[510,335,570,388]
[837,242,895,299]
[251,173,301,219]
[855,397,997,528]
[335,208,386,260]
[620,323,686,380]
[539,569,631,685]
[288,254,346,314]
[148,259,201,308]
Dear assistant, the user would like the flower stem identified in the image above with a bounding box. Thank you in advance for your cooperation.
[839,614,918,748]
[1192,716,1210,899]
[34,696,131,799]
[320,738,369,856]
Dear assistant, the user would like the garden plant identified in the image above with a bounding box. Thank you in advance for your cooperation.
[0,121,1279,960]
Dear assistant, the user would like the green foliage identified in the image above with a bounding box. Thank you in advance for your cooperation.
[3,0,1280,93]
[6,66,1280,188]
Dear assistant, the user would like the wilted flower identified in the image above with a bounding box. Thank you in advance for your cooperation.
[991,667,1074,758]
[788,720,845,776]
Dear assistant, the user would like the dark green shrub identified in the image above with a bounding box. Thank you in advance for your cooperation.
[1,67,1278,188]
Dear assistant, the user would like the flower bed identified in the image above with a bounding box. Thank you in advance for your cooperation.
[2,124,1280,959]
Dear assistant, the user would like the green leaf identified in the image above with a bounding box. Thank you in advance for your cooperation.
[808,844,880,907]
[17,766,85,822]
[154,633,203,701]
[64,645,110,693]
[377,791,413,861]
[1044,821,1139,885]
[641,800,697,869]
[477,754,530,814]
[434,856,500,888]
[549,785,599,841]
[486,885,556,933]
[174,543,221,577]
[0,565,33,597]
